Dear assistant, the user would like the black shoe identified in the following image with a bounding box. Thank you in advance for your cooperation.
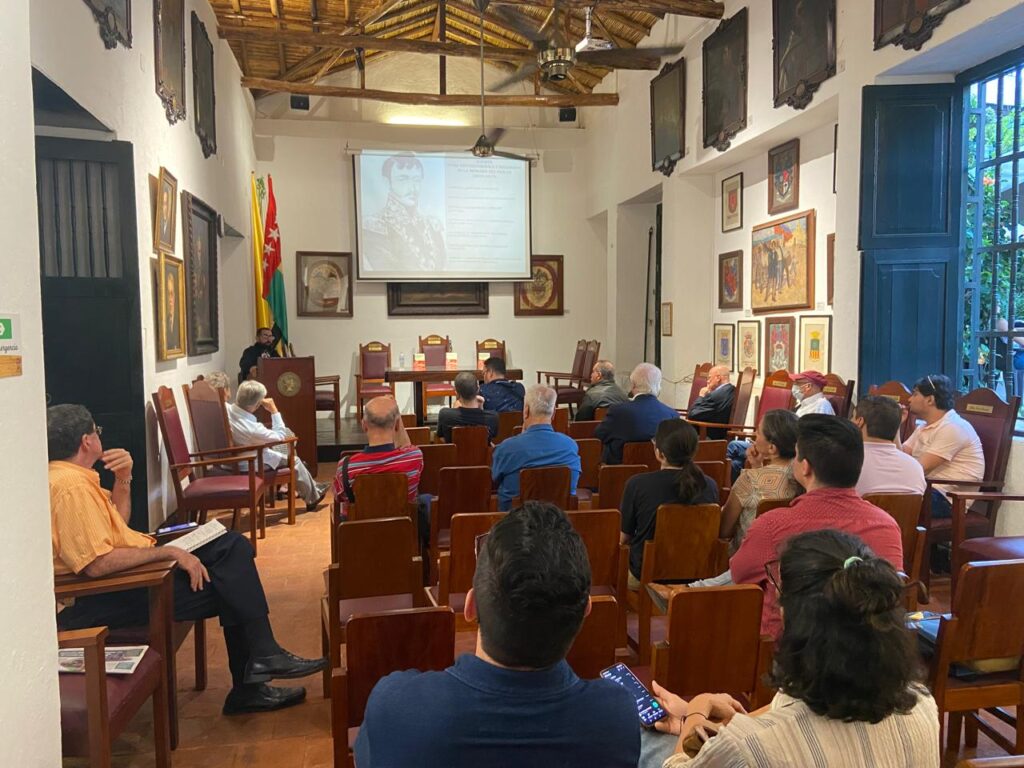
[306,483,329,512]
[222,683,306,715]
[244,650,328,684]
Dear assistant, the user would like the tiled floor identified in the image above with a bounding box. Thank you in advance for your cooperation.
[66,462,1015,767]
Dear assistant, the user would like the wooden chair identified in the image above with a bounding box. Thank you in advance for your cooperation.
[518,465,577,510]
[695,460,730,506]
[822,373,855,418]
[152,386,267,553]
[495,411,523,443]
[595,406,610,422]
[451,424,490,466]
[553,406,570,434]
[476,338,506,361]
[569,420,600,440]
[868,380,915,442]
[400,413,417,428]
[419,334,457,416]
[633,503,730,665]
[405,426,431,446]
[541,339,601,412]
[322,517,425,696]
[694,440,728,463]
[331,607,455,768]
[537,338,587,386]
[651,585,765,707]
[354,341,395,419]
[315,373,342,438]
[949,492,1024,594]
[680,362,713,414]
[428,465,493,582]
[56,563,173,765]
[575,438,602,492]
[332,473,412,563]
[622,441,659,472]
[756,498,793,518]
[864,493,926,588]
[687,367,756,439]
[727,369,794,441]
[419,443,458,497]
[928,560,1024,755]
[567,509,629,647]
[565,595,619,679]
[956,759,1024,767]
[590,464,646,510]
[427,512,506,630]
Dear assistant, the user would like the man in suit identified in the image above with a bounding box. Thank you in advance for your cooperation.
[595,363,679,465]
[686,365,735,439]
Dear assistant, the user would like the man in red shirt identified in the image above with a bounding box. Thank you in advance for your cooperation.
[730,414,904,638]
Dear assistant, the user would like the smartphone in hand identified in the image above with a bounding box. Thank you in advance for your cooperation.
[600,663,668,727]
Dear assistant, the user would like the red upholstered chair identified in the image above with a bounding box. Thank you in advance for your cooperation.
[948,491,1024,594]
[475,338,506,362]
[315,374,342,438]
[678,362,712,416]
[868,380,916,442]
[539,339,601,413]
[451,425,490,466]
[537,339,587,386]
[727,369,794,441]
[821,373,855,418]
[427,512,506,630]
[419,334,457,417]
[687,367,756,439]
[152,386,267,554]
[355,341,395,419]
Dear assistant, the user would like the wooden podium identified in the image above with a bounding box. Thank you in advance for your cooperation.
[257,356,318,474]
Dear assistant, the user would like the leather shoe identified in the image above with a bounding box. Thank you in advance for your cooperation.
[244,650,328,684]
[222,683,306,715]
[306,483,329,512]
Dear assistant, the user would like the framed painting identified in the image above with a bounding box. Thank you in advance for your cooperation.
[773,0,836,110]
[874,0,969,51]
[181,191,218,355]
[718,251,743,310]
[737,320,761,373]
[702,8,748,152]
[764,315,796,374]
[650,58,685,176]
[191,12,216,158]
[721,172,743,232]
[83,0,131,49]
[713,324,735,371]
[387,283,488,317]
[515,255,564,316]
[751,209,816,314]
[827,233,835,306]
[154,0,185,124]
[157,251,187,360]
[297,251,353,317]
[768,139,800,215]
[154,167,177,253]
[799,315,833,372]
[662,302,673,336]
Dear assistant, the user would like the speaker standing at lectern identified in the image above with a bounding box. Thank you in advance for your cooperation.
[238,326,280,384]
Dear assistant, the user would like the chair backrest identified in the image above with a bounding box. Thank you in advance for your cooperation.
[495,411,523,444]
[755,370,794,425]
[954,388,1019,485]
[658,585,763,698]
[596,464,647,511]
[519,466,572,508]
[568,339,588,380]
[552,407,570,434]
[152,386,194,485]
[595,406,610,422]
[647,504,726,581]
[400,413,417,428]
[622,441,659,472]
[565,595,618,679]
[336,517,418,598]
[451,425,490,466]
[581,340,601,380]
[476,338,506,361]
[447,513,507,593]
[822,374,855,418]
[569,420,600,440]
[350,473,409,521]
[575,438,602,491]
[359,341,391,381]
[688,362,713,410]
[181,378,232,453]
[566,509,621,588]
[695,461,729,498]
[694,440,728,463]
[419,334,451,367]
[435,466,493,533]
[868,380,915,441]
[945,560,1024,663]
[345,607,455,726]
[418,443,458,497]
[405,426,431,446]
[730,367,756,424]
[863,493,925,568]
[756,498,792,517]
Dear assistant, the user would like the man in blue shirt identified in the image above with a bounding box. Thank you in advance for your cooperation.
[479,356,526,413]
[596,363,680,465]
[354,502,640,768]
[491,384,581,510]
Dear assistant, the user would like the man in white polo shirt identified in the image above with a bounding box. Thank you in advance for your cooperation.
[903,374,984,518]
[853,395,926,497]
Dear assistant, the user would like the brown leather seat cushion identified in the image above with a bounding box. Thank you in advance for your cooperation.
[555,387,585,405]
[360,383,393,396]
[60,648,163,756]
[338,594,414,625]
[959,535,1024,562]
[183,475,265,500]
[315,392,337,409]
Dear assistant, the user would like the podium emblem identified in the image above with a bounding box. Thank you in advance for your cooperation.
[277,371,301,397]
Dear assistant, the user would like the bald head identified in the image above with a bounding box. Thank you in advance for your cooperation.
[363,396,400,432]
[591,359,616,384]
[630,363,663,397]
[707,365,731,391]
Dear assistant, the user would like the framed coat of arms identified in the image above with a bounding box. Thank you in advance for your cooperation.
[515,255,564,316]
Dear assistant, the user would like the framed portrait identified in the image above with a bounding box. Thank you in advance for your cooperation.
[702,8,748,152]
[181,191,218,355]
[773,0,836,110]
[718,251,743,310]
[737,320,761,373]
[297,251,353,317]
[827,233,835,306]
[768,139,800,215]
[154,0,186,124]
[751,209,816,314]
[157,251,186,360]
[387,283,488,317]
[650,58,685,176]
[515,255,564,316]
[713,324,735,371]
[799,315,833,372]
[83,0,131,49]
[154,167,177,253]
[662,302,673,336]
[721,172,743,232]
[874,0,969,51]
[191,12,216,158]
[764,315,796,374]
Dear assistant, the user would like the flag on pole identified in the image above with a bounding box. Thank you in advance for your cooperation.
[250,173,271,331]
[261,175,289,345]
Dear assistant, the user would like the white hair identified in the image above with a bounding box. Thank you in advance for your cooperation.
[205,371,231,391]
[235,380,267,410]
[630,363,663,397]
[525,384,557,417]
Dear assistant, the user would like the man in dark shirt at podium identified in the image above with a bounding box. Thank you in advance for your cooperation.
[238,327,280,384]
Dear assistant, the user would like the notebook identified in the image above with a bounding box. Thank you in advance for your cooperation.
[163,520,227,553]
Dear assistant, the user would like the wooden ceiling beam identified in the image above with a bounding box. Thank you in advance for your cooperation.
[443,29,582,95]
[589,11,630,49]
[492,0,722,18]
[598,10,649,38]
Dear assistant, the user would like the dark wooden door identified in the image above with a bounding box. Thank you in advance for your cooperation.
[36,137,149,530]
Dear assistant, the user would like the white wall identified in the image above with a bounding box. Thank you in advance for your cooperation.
[30,0,258,526]
[0,0,62,761]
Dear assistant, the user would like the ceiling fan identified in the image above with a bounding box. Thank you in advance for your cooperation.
[468,0,528,160]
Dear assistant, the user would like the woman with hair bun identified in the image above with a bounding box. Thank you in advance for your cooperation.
[650,529,938,767]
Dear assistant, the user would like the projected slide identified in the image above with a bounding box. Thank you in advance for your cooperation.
[354,150,532,281]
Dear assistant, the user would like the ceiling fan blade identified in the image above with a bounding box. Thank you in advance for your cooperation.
[578,49,662,70]
[493,150,530,162]
[491,63,539,92]
[490,6,550,48]
[487,127,507,147]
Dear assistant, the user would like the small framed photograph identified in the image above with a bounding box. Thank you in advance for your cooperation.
[799,314,833,372]
[515,255,564,316]
[297,251,353,317]
[764,315,796,374]
[737,320,761,373]
[157,251,187,360]
[721,172,743,232]
[768,139,800,215]
[718,250,743,310]
[154,166,177,253]
[662,302,673,336]
[713,323,735,371]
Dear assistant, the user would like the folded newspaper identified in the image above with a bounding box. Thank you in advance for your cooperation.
[163,519,228,553]
[59,645,147,675]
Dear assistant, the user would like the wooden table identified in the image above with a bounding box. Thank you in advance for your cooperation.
[385,367,524,426]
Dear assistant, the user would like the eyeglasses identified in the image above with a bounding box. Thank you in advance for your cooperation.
[93,425,104,437]
[474,532,490,560]
[764,559,782,596]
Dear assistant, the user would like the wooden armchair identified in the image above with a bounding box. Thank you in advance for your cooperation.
[537,338,587,386]
[590,464,646,510]
[354,341,394,420]
[331,607,455,768]
[726,370,794,441]
[622,441,659,472]
[539,339,601,412]
[864,493,926,589]
[418,443,458,497]
[426,512,506,631]
[152,386,267,553]
[476,338,506,363]
[677,362,713,416]
[565,595,619,679]
[56,564,173,765]
[516,465,578,510]
[949,492,1024,594]
[868,380,916,442]
[686,367,756,439]
[451,425,490,466]
[822,373,855,418]
[315,374,342,438]
[428,465,493,583]
[419,334,457,416]
[567,509,629,647]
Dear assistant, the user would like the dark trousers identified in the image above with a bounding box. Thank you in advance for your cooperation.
[58,531,271,687]
[930,488,953,519]
[727,439,749,483]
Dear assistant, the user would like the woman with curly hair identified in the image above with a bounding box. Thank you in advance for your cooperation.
[651,529,938,767]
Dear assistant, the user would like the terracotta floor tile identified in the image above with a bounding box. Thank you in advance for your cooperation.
[302,737,334,768]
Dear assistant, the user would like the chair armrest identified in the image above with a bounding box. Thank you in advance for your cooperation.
[58,626,108,649]
[726,428,756,440]
[171,454,259,471]
[55,562,177,601]
[927,479,1004,490]
[948,490,1024,503]
[188,445,266,459]
[315,375,341,385]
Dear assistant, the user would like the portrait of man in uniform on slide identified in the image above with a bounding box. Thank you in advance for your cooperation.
[362,153,446,274]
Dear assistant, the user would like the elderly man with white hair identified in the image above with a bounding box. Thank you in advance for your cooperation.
[491,384,581,511]
[595,363,680,465]
[229,380,328,511]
